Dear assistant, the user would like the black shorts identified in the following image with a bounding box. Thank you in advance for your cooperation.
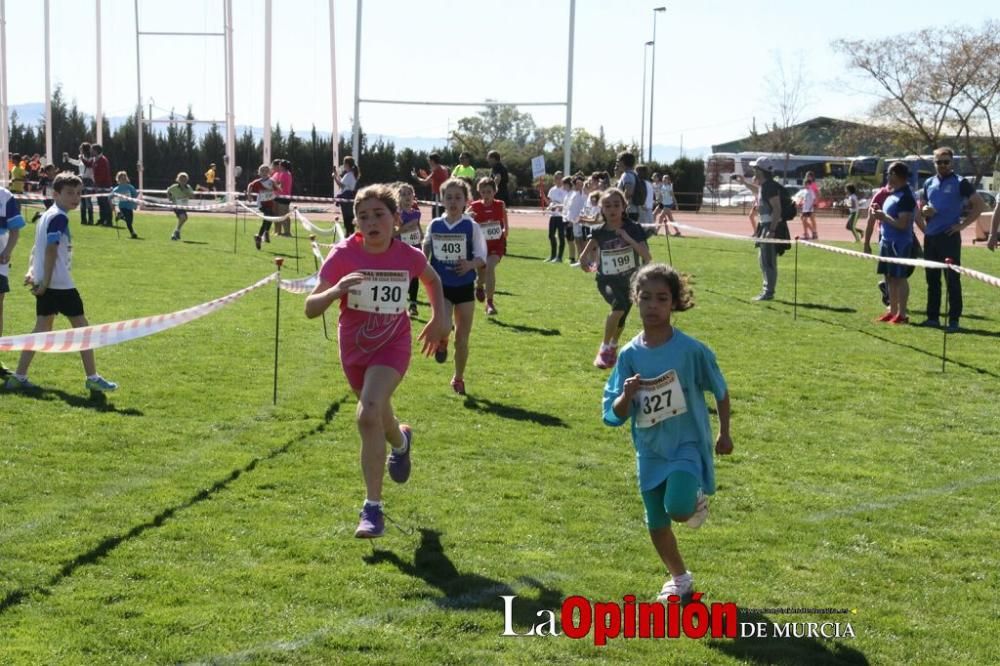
[173,208,187,219]
[596,274,633,312]
[443,282,475,305]
[0,274,9,294]
[36,288,85,317]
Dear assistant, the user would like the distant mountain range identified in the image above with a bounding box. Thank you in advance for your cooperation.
[7,102,707,162]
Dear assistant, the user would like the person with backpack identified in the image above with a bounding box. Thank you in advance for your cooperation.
[750,159,786,301]
[616,151,646,223]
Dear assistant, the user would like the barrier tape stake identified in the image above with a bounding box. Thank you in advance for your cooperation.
[942,257,952,373]
[664,222,674,266]
[309,234,331,341]
[233,206,239,255]
[273,258,284,405]
[294,208,300,274]
[794,237,799,321]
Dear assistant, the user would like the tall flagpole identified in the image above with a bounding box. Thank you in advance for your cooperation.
[44,0,53,164]
[224,0,236,200]
[563,0,575,176]
[0,0,9,185]
[329,0,339,178]
[95,0,103,144]
[351,0,362,159]
[263,0,272,165]
[134,0,143,192]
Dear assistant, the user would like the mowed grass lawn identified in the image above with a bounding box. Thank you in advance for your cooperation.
[1,210,998,665]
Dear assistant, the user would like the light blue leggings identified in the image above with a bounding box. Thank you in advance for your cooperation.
[641,471,699,530]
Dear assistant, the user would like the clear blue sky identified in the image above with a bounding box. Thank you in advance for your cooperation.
[3,1,998,155]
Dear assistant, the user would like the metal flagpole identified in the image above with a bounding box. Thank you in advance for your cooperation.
[352,0,362,159]
[263,0,272,165]
[224,0,236,201]
[793,237,799,320]
[563,0,575,177]
[43,0,52,165]
[134,0,143,193]
[0,0,9,186]
[649,6,666,163]
[95,0,103,144]
[329,0,339,179]
[273,257,284,405]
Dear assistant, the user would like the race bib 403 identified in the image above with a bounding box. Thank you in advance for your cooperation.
[634,369,688,428]
[432,233,467,263]
[347,270,409,314]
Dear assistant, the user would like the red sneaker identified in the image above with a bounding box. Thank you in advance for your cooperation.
[475,285,486,302]
[876,311,894,322]
[889,314,909,325]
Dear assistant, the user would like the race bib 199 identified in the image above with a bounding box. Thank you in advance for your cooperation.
[347,270,409,314]
[432,233,467,263]
[399,229,422,246]
[480,222,504,241]
[601,247,635,275]
[634,369,688,428]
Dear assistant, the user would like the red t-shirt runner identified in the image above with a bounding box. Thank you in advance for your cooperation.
[468,198,507,257]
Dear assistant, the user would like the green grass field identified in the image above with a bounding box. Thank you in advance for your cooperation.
[1,211,999,665]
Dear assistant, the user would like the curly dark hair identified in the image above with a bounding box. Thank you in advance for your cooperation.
[630,263,694,311]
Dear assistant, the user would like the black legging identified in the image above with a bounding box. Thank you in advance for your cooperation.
[409,277,419,303]
[548,215,565,260]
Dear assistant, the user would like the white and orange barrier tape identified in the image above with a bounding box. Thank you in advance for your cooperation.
[0,271,318,353]
[236,199,294,222]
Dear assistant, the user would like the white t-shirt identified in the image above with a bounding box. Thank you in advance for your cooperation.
[548,186,567,215]
[339,170,357,193]
[661,183,675,207]
[848,193,859,213]
[802,185,817,213]
[643,180,655,210]
[32,204,75,290]
[565,190,586,223]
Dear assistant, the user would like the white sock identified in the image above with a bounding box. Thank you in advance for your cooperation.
[364,499,383,509]
[87,374,100,381]
[14,373,28,381]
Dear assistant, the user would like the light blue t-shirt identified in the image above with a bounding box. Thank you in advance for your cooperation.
[603,329,728,494]
[111,183,139,210]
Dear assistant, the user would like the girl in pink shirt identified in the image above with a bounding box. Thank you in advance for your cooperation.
[306,184,447,539]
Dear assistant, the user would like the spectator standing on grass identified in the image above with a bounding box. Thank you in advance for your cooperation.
[545,172,568,262]
[1,185,27,377]
[487,150,510,204]
[412,153,450,219]
[914,146,985,332]
[334,156,360,236]
[451,152,476,188]
[8,154,27,194]
[800,171,819,240]
[5,173,117,393]
[91,145,113,227]
[750,159,783,301]
[64,143,95,226]
[867,161,916,325]
[616,151,642,222]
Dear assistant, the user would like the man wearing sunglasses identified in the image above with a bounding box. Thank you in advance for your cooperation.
[914,147,985,332]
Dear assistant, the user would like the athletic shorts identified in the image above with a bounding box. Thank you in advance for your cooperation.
[443,282,475,305]
[173,208,187,219]
[597,273,633,312]
[36,287,85,318]
[0,274,9,294]
[486,238,506,258]
[341,341,411,393]
[573,222,590,240]
[877,240,915,278]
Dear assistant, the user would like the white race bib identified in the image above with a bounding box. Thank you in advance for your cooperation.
[258,189,275,202]
[634,369,688,428]
[432,233,467,263]
[601,247,635,275]
[347,270,409,314]
[400,229,422,246]
[480,222,504,241]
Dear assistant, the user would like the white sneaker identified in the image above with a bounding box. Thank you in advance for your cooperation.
[657,571,693,601]
[570,261,581,268]
[685,490,709,529]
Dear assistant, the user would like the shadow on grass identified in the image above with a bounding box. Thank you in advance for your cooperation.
[462,395,568,428]
[802,313,1000,378]
[505,253,546,262]
[0,396,350,616]
[707,609,869,665]
[10,387,143,416]
[181,240,210,245]
[774,299,857,314]
[487,318,560,337]
[364,528,564,627]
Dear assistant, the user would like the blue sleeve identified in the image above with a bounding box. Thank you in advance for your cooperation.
[959,179,975,199]
[46,213,69,244]
[697,344,728,401]
[898,191,916,214]
[2,196,24,230]
[602,350,631,427]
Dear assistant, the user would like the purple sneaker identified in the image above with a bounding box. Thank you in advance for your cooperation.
[388,424,412,484]
[354,503,385,538]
